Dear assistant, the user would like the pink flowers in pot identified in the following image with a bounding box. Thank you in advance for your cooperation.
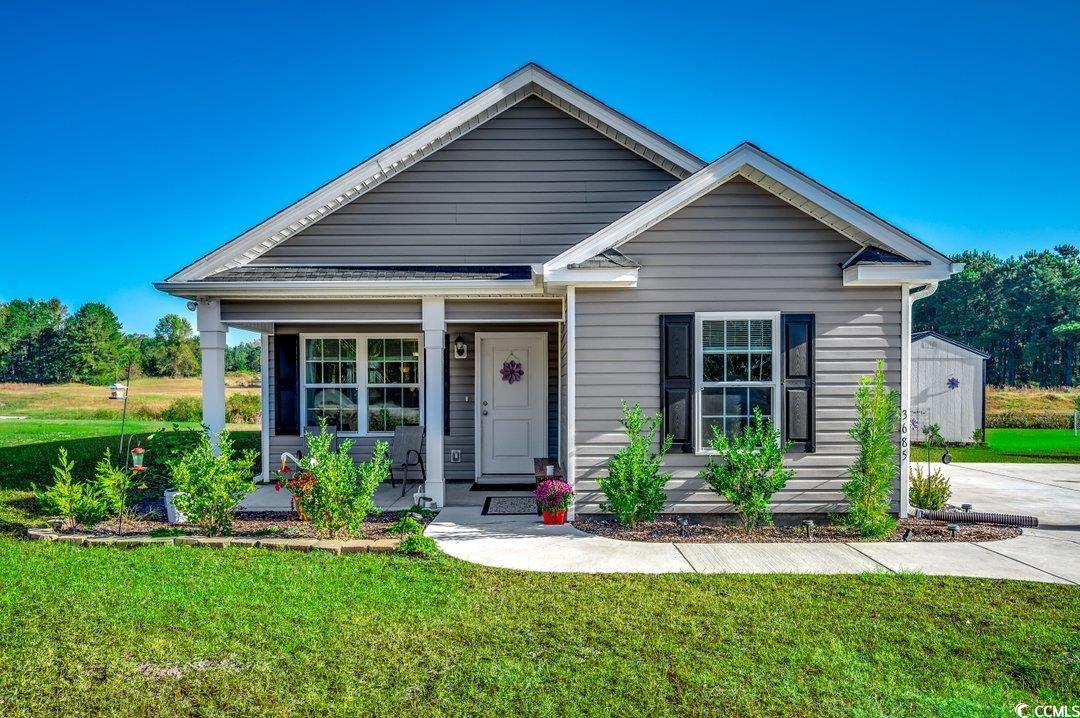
[534,479,573,524]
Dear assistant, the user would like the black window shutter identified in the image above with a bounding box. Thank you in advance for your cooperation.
[781,314,815,452]
[274,334,300,435]
[659,314,695,453]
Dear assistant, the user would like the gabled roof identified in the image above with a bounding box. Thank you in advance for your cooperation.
[544,143,959,282]
[167,63,705,283]
[568,248,640,269]
[912,330,990,359]
[840,245,931,269]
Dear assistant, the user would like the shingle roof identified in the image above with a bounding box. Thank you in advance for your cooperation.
[911,330,990,358]
[840,245,931,269]
[568,248,640,269]
[198,265,533,282]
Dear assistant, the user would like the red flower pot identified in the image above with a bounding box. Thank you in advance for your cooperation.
[542,509,567,525]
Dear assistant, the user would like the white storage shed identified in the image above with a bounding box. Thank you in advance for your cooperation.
[911,330,989,443]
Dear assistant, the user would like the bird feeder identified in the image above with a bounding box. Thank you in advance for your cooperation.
[130,446,146,472]
[108,383,128,400]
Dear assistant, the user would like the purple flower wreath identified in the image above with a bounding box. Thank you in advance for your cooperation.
[500,358,524,384]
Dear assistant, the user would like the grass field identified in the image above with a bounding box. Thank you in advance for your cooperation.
[916,428,1080,463]
[0,540,1075,717]
[986,386,1079,414]
[0,374,259,421]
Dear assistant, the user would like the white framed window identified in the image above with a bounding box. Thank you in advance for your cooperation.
[695,312,781,453]
[300,334,423,436]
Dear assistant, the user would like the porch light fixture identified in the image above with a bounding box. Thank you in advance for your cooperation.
[453,335,467,359]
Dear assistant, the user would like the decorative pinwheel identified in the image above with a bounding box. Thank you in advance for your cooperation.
[947,376,960,390]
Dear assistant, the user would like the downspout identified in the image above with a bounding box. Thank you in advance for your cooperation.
[900,282,938,517]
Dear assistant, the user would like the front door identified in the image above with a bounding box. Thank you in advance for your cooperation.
[477,332,548,477]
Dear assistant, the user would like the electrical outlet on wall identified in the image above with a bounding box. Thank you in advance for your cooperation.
[450,449,461,463]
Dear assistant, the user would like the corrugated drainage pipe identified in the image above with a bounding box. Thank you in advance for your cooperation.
[909,508,1039,528]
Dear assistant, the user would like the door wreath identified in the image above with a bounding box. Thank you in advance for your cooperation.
[500,353,524,384]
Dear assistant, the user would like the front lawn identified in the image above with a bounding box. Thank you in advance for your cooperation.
[0,540,1075,717]
[916,428,1080,463]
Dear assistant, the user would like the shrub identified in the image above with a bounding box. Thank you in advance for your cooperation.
[226,393,261,424]
[599,401,674,527]
[841,360,899,538]
[986,412,1073,429]
[388,514,423,536]
[397,533,439,558]
[33,448,108,531]
[94,449,135,534]
[278,419,389,538]
[909,465,952,510]
[534,479,573,514]
[167,429,257,535]
[160,396,202,422]
[699,408,793,529]
[971,428,986,445]
[144,424,206,494]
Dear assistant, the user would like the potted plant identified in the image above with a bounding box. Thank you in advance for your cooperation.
[534,478,573,525]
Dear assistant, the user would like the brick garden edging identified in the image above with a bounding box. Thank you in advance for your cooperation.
[27,528,400,555]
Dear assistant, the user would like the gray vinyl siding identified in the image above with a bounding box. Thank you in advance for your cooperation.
[573,179,903,515]
[267,322,559,484]
[253,96,678,266]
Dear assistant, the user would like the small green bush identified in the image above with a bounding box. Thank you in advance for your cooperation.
[226,393,261,424]
[167,429,257,535]
[599,402,673,527]
[841,360,899,538]
[279,419,389,538]
[94,449,135,534]
[909,465,952,510]
[699,408,793,529]
[33,447,108,531]
[397,533,438,557]
[160,396,202,423]
[388,514,423,536]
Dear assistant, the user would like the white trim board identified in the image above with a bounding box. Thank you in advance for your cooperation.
[544,143,959,282]
[166,63,705,283]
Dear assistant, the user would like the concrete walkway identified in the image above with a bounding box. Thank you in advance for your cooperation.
[424,462,1080,583]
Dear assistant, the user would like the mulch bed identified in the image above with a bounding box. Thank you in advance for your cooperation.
[80,509,420,540]
[572,517,1021,543]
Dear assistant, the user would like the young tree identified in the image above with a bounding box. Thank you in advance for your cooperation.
[64,302,125,385]
[842,360,900,538]
[599,401,673,527]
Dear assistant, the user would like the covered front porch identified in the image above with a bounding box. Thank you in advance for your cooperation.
[194,295,570,511]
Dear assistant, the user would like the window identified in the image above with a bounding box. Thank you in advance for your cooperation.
[301,335,422,435]
[696,313,780,451]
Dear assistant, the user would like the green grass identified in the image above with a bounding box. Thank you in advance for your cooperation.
[917,428,1080,463]
[0,419,258,536]
[0,540,1075,717]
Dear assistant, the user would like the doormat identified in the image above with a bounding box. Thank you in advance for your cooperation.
[481,496,539,516]
[470,482,537,492]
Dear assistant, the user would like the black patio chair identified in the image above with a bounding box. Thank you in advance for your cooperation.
[389,425,426,497]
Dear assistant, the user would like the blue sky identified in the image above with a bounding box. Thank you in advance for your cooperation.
[2,0,1077,343]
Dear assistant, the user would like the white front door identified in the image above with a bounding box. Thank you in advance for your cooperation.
[478,332,548,477]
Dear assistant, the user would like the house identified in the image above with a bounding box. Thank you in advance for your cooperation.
[156,63,960,518]
[911,330,989,443]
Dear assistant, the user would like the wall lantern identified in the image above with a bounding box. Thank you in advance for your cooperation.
[108,383,128,400]
[453,335,468,359]
[130,446,146,472]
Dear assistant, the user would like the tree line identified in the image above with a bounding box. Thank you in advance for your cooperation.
[914,244,1079,386]
[0,299,261,385]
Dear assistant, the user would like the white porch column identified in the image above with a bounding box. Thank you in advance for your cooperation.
[422,297,446,508]
[196,299,227,451]
[259,332,271,482]
[565,287,577,520]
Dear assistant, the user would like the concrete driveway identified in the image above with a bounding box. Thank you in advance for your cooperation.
[935,462,1080,582]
